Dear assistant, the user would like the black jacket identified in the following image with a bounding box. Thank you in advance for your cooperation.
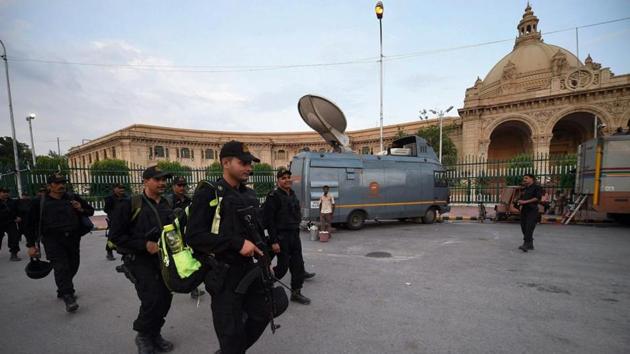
[519,184,543,212]
[0,198,18,226]
[108,192,173,255]
[262,187,301,243]
[26,193,95,247]
[103,193,129,216]
[185,178,260,265]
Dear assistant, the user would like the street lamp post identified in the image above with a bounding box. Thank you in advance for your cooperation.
[375,1,384,153]
[26,113,37,167]
[429,106,454,163]
[1,39,22,196]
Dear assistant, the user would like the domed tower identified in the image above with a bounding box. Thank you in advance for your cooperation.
[458,3,629,160]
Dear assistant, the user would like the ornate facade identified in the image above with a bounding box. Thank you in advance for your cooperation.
[460,4,630,161]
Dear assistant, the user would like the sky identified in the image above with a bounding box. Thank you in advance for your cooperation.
[1,0,629,155]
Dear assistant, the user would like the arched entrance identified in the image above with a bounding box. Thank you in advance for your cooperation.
[550,112,599,155]
[488,120,533,160]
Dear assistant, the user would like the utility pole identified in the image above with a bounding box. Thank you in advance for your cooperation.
[1,39,22,195]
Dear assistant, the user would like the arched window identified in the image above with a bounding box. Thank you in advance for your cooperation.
[526,25,531,34]
[154,146,165,158]
[181,148,191,159]
[361,146,370,155]
[277,150,286,160]
[205,149,215,160]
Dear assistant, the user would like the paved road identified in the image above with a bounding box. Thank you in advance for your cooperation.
[1,221,629,354]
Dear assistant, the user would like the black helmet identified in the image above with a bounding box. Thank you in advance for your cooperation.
[25,258,53,279]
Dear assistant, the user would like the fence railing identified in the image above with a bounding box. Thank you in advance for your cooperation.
[1,153,578,209]
[444,153,577,204]
[0,165,279,209]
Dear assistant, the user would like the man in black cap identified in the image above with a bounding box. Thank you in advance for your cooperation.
[263,167,315,305]
[26,173,95,312]
[109,166,176,354]
[186,140,285,354]
[166,176,205,299]
[0,187,22,261]
[104,183,128,261]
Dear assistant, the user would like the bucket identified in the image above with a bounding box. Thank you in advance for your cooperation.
[318,231,330,242]
[309,226,319,241]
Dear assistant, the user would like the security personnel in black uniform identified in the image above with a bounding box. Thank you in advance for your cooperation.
[25,173,95,312]
[104,183,128,261]
[517,173,543,252]
[263,167,315,305]
[1,187,21,261]
[166,176,205,299]
[186,141,276,354]
[109,166,175,354]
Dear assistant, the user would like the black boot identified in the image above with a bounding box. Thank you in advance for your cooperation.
[106,251,116,261]
[291,289,311,305]
[525,242,534,251]
[135,334,156,354]
[518,243,528,252]
[190,287,205,299]
[152,334,174,353]
[62,294,79,313]
[116,264,125,273]
[303,272,316,280]
[10,252,21,261]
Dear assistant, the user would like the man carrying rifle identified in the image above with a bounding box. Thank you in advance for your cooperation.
[186,141,287,354]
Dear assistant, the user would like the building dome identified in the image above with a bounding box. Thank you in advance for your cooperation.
[483,3,581,86]
[483,42,581,86]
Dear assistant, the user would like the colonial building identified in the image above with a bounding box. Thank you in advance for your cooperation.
[67,118,460,170]
[68,4,629,169]
[460,4,630,161]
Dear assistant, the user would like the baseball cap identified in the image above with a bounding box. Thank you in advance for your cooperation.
[276,167,292,179]
[173,176,187,185]
[47,172,68,184]
[142,166,173,180]
[219,141,260,163]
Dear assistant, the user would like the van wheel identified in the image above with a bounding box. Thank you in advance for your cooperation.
[422,208,437,224]
[347,211,366,230]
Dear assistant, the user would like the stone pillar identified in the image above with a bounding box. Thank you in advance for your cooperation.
[461,118,482,158]
[478,139,490,160]
[532,134,552,157]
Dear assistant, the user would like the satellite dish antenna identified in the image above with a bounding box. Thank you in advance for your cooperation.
[298,95,352,153]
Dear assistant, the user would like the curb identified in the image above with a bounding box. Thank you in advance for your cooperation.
[541,217,615,225]
[440,216,483,221]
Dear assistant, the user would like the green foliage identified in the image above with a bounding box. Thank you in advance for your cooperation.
[156,161,192,177]
[252,163,275,197]
[0,136,33,170]
[89,159,131,196]
[554,154,577,189]
[394,127,409,139]
[206,161,223,180]
[416,125,458,166]
[505,154,534,186]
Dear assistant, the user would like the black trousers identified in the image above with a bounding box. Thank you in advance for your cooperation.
[209,263,270,354]
[273,229,306,290]
[42,233,81,297]
[520,208,538,244]
[0,223,20,254]
[126,255,173,336]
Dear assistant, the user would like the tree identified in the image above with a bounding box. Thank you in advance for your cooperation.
[394,127,409,140]
[251,163,276,198]
[415,125,458,165]
[89,159,131,197]
[505,154,534,186]
[0,136,33,170]
[206,161,223,180]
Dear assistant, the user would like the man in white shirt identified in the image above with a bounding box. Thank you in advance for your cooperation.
[318,186,335,234]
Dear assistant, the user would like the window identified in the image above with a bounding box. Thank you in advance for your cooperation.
[165,148,169,158]
[103,149,108,159]
[434,170,449,187]
[154,146,165,158]
[88,154,92,164]
[205,149,215,160]
[82,156,86,166]
[112,147,116,158]
[277,150,286,160]
[181,148,191,159]
[95,151,100,162]
[361,146,370,155]
[319,148,326,153]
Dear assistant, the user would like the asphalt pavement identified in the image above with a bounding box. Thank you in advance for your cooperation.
[1,221,629,354]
